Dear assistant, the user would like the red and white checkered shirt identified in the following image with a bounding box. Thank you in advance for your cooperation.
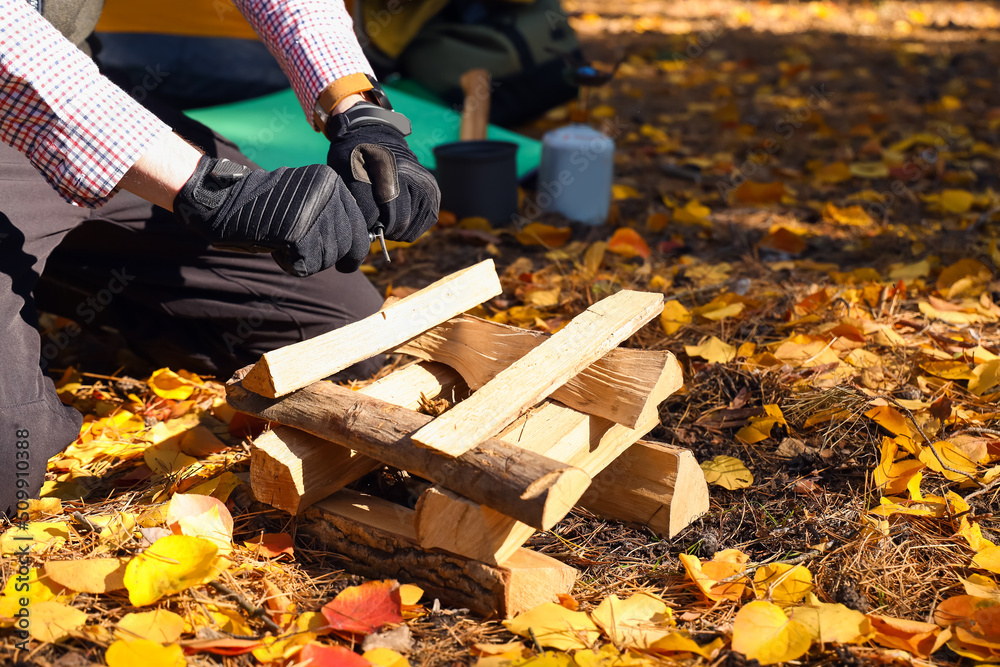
[0,0,373,207]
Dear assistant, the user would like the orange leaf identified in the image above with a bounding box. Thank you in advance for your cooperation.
[680,550,749,601]
[758,227,807,254]
[733,181,786,204]
[867,614,942,657]
[243,533,294,559]
[646,212,670,232]
[813,161,853,184]
[865,405,912,438]
[607,228,652,259]
[321,580,403,637]
[514,223,572,248]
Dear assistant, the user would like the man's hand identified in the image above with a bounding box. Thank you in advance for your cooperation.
[325,102,441,244]
[173,156,371,276]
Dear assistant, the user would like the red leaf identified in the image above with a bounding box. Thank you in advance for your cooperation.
[321,580,403,637]
[300,644,372,667]
[244,532,294,558]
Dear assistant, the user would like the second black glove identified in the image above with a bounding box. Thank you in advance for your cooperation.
[173,156,371,276]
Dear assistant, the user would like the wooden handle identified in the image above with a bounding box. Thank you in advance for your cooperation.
[459,68,491,141]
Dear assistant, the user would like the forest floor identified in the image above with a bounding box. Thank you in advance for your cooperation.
[5,1,1000,665]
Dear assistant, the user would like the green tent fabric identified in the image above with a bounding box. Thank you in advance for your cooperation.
[185,82,541,179]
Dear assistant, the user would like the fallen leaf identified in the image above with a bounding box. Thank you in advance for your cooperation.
[867,614,942,657]
[731,600,812,665]
[814,161,853,184]
[0,521,70,555]
[733,181,787,204]
[363,648,410,667]
[940,189,975,214]
[679,549,749,601]
[123,534,220,606]
[591,593,674,648]
[503,602,601,651]
[243,533,294,559]
[937,258,992,297]
[44,558,128,594]
[252,631,314,663]
[166,493,234,555]
[321,580,403,636]
[106,639,187,667]
[299,643,372,667]
[650,631,725,658]
[823,202,872,227]
[27,600,87,642]
[673,200,712,225]
[148,368,204,401]
[972,546,1000,574]
[752,564,813,605]
[660,301,691,335]
[118,609,186,642]
[700,455,754,490]
[788,603,874,644]
[612,184,641,200]
[607,228,652,259]
[758,227,807,254]
[515,223,572,248]
[685,337,736,364]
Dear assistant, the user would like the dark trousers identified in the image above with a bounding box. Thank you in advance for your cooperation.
[0,107,385,518]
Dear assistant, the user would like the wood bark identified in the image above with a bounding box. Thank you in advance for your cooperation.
[300,489,578,618]
[411,290,665,457]
[397,313,678,429]
[248,362,465,514]
[241,259,502,397]
[413,359,683,564]
[228,371,589,530]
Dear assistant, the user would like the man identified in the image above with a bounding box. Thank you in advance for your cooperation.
[0,0,441,518]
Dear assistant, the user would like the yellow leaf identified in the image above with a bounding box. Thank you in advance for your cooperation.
[700,302,744,320]
[660,301,691,335]
[679,550,749,602]
[117,609,186,642]
[44,558,128,594]
[166,493,234,556]
[700,455,753,490]
[735,405,786,445]
[144,441,198,476]
[148,368,204,401]
[0,567,72,624]
[673,200,711,225]
[753,564,813,605]
[1,521,70,555]
[959,574,1000,600]
[591,593,673,649]
[573,644,650,667]
[515,223,572,248]
[364,648,411,667]
[849,162,889,179]
[252,631,314,663]
[889,259,931,281]
[864,405,911,438]
[919,300,982,325]
[503,602,601,651]
[26,600,87,642]
[788,603,874,644]
[612,184,641,200]
[650,631,724,659]
[822,202,871,226]
[917,440,978,482]
[972,546,1000,574]
[106,640,187,667]
[399,584,423,607]
[685,336,736,364]
[940,189,975,214]
[937,258,992,297]
[969,359,1000,396]
[813,162,853,184]
[123,535,220,606]
[88,512,139,543]
[731,600,812,665]
[583,241,607,276]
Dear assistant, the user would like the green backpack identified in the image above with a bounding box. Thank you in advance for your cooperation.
[393,0,583,127]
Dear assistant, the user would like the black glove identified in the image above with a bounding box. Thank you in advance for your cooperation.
[325,102,441,244]
[173,156,371,275]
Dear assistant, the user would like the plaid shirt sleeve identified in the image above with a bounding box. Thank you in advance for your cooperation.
[0,0,171,208]
[233,0,375,127]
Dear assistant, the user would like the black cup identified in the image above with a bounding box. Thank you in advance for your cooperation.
[433,140,519,226]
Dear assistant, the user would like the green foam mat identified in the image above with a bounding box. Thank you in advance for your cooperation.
[185,83,541,179]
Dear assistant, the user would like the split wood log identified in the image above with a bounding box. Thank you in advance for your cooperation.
[248,362,465,514]
[580,439,709,538]
[227,371,589,530]
[411,290,665,458]
[241,259,502,398]
[413,356,682,564]
[397,314,675,429]
[300,489,578,618]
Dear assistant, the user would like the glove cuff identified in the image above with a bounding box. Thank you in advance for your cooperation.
[323,102,412,142]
